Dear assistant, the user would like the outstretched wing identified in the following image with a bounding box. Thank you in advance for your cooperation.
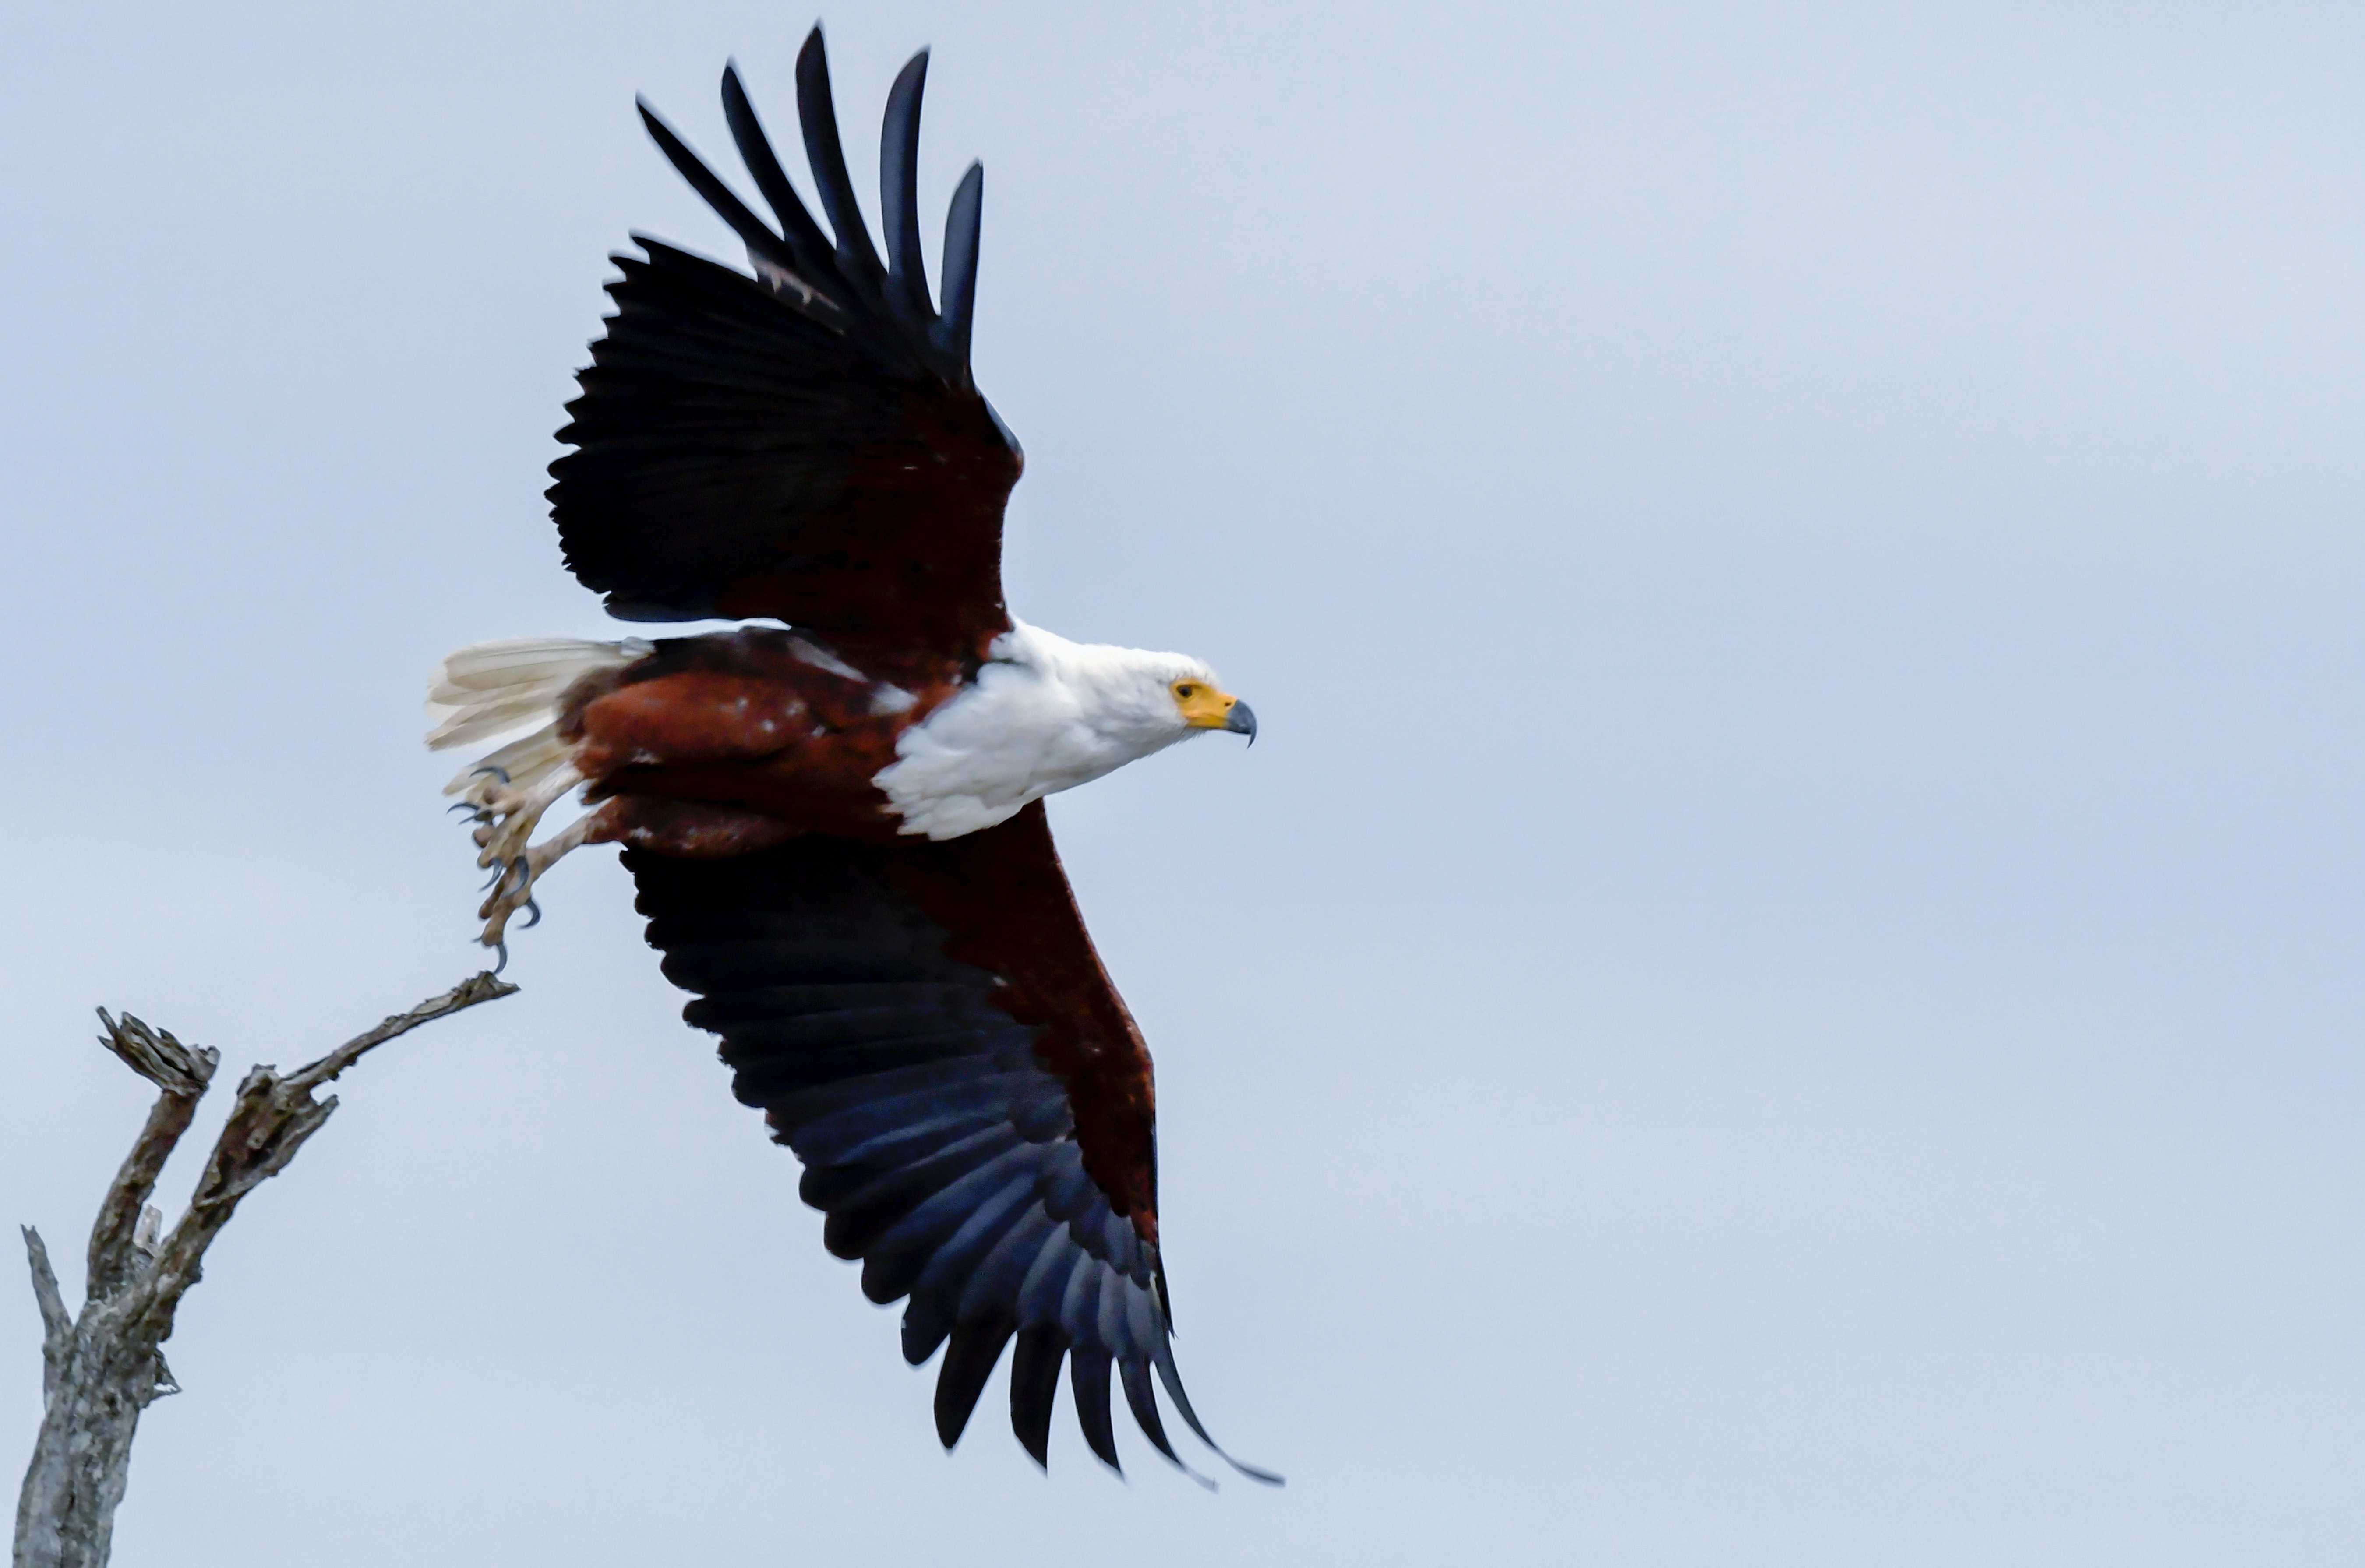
[551,27,1021,657]
[627,804,1277,1485]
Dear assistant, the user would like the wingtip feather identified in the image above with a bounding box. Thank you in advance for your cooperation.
[1152,1346,1286,1486]
[721,59,847,303]
[794,20,886,281]
[932,1315,1016,1450]
[933,160,984,371]
[636,99,802,277]
[879,47,935,326]
[1010,1324,1067,1469]
[1070,1348,1122,1475]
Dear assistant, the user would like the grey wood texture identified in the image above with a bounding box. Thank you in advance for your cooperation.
[14,974,517,1568]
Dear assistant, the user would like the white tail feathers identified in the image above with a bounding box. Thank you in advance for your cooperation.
[426,636,649,797]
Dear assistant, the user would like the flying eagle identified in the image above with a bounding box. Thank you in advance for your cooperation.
[425,28,1277,1487]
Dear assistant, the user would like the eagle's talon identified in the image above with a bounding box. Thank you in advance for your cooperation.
[472,821,587,954]
[471,764,512,785]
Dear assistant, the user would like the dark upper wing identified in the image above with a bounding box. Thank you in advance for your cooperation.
[627,803,1277,1485]
[550,27,1021,657]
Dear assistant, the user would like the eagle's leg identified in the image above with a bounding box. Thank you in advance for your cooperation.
[466,762,587,874]
[477,812,594,951]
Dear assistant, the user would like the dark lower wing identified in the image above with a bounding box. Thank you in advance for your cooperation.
[627,804,1277,1484]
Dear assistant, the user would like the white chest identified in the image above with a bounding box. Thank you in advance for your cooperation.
[868,622,1193,839]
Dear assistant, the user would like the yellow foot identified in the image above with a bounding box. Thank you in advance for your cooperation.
[475,815,594,964]
[462,761,585,873]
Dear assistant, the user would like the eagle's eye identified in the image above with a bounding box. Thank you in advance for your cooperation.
[1175,683,1197,698]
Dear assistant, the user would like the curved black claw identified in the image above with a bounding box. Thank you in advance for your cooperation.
[520,893,542,930]
[471,764,512,785]
[489,937,510,976]
[449,802,493,822]
[480,862,509,893]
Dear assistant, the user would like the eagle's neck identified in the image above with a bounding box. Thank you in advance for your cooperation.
[871,620,1198,841]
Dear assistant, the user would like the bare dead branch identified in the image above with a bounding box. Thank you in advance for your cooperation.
[84,1016,216,1303]
[19,1231,68,1406]
[285,971,517,1091]
[16,971,518,1568]
[90,1013,214,1098]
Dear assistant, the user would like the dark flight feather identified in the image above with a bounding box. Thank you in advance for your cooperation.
[958,1204,1063,1321]
[1122,1354,1201,1482]
[933,1314,1017,1448]
[634,101,800,291]
[904,1203,1053,1364]
[1009,1324,1069,1468]
[795,26,886,288]
[720,62,847,304]
[1070,1348,1121,1473]
[933,162,984,372]
[879,51,935,329]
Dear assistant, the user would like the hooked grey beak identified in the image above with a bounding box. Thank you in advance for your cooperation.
[1225,700,1257,745]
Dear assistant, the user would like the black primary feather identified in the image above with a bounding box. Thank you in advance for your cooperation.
[634,102,801,286]
[1070,1348,1121,1473]
[879,50,935,328]
[934,1314,1017,1448]
[1123,1354,1214,1488]
[720,61,847,302]
[933,162,984,372]
[795,26,887,288]
[958,1205,1062,1320]
[1009,1324,1068,1468]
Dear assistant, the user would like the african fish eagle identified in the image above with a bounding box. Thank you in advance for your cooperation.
[424,26,1277,1487]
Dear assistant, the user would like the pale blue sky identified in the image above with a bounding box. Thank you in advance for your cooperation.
[5,2,2363,1562]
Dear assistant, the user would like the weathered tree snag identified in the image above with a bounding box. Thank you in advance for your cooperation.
[14,973,517,1568]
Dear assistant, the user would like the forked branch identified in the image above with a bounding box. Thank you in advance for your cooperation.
[14,972,517,1568]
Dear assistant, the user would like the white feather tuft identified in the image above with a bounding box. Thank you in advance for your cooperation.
[426,637,649,749]
[426,636,649,797]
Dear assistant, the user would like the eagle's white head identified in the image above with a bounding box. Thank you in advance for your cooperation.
[873,617,1256,839]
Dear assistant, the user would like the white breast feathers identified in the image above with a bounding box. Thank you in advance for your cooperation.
[873,618,1221,839]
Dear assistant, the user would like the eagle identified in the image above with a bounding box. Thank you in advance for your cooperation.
[424,27,1277,1487]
